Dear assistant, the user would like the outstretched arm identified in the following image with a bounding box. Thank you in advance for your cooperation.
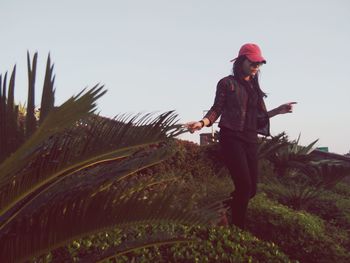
[184,78,227,133]
[268,102,297,118]
[184,118,210,133]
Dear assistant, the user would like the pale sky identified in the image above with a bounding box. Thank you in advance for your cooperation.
[1,0,350,154]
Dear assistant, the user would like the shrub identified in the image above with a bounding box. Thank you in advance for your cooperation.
[332,181,350,198]
[246,193,350,263]
[140,140,223,178]
[304,190,350,251]
[258,174,322,210]
[70,224,293,262]
[305,190,350,227]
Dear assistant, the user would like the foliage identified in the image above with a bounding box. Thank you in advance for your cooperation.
[177,170,233,209]
[0,52,55,162]
[0,54,220,263]
[72,137,350,263]
[62,224,292,263]
[246,193,350,263]
[332,180,350,198]
[260,161,350,210]
[139,136,350,262]
[139,140,234,219]
[258,133,350,210]
[2,52,350,262]
[257,132,288,160]
[264,134,318,177]
[304,189,350,248]
[141,140,224,178]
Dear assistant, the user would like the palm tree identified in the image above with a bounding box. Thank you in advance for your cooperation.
[257,132,289,160]
[0,53,219,263]
[259,134,350,210]
[264,134,318,177]
[262,161,350,210]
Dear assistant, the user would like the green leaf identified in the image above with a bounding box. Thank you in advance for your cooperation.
[26,51,38,137]
[39,53,55,124]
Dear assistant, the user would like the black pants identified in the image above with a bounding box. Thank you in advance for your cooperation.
[219,130,258,229]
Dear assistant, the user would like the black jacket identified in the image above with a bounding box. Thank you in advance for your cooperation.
[204,75,270,136]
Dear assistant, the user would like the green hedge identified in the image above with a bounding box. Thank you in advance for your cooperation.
[114,224,292,263]
[64,224,292,262]
[305,190,350,228]
[141,140,223,178]
[246,193,350,263]
[332,181,350,198]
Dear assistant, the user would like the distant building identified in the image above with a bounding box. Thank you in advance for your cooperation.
[316,147,329,152]
[200,110,219,146]
[311,149,350,164]
[200,133,216,146]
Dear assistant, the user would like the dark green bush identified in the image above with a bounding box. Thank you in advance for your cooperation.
[332,181,350,198]
[246,193,350,263]
[64,224,292,262]
[138,140,233,210]
[114,224,292,263]
[48,139,350,262]
[259,180,350,250]
[305,190,350,227]
[304,190,350,251]
[141,140,223,178]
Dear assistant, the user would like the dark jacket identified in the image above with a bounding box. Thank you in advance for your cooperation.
[204,75,270,136]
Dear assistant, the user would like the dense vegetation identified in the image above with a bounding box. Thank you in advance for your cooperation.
[1,54,350,262]
[58,139,350,262]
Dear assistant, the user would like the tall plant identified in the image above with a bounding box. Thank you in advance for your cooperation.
[0,52,56,162]
[265,134,318,177]
[260,134,350,210]
[0,54,219,263]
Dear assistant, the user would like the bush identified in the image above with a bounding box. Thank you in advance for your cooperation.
[305,190,350,228]
[140,140,223,178]
[332,181,350,198]
[138,140,233,211]
[246,193,350,263]
[115,224,292,263]
[64,224,292,262]
[304,190,350,251]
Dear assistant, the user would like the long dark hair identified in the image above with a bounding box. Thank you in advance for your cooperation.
[232,55,267,98]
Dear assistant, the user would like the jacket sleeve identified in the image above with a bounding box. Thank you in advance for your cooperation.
[204,78,227,127]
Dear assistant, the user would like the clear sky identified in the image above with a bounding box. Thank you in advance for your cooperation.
[1,0,350,154]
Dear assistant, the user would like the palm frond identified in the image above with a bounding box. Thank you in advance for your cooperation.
[26,51,38,137]
[0,85,106,179]
[7,66,16,114]
[0,167,218,262]
[39,53,55,124]
[0,112,180,227]
[266,135,319,177]
[0,86,108,224]
[0,52,204,263]
[261,161,350,210]
[0,66,24,163]
[1,113,178,217]
[258,132,287,160]
[0,110,181,201]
